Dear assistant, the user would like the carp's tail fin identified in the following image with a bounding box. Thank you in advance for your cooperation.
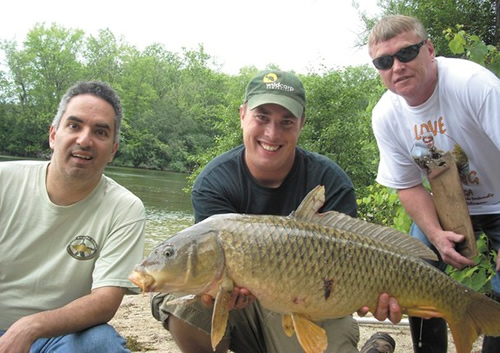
[448,292,500,353]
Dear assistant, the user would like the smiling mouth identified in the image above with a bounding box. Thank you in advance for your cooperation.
[260,142,280,152]
[72,153,93,160]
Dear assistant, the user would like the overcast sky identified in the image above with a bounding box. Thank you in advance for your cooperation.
[0,0,381,74]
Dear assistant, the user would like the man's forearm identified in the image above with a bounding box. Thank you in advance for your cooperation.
[397,184,442,244]
[5,287,125,342]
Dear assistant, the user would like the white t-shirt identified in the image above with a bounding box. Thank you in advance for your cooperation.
[372,57,500,215]
[0,161,146,330]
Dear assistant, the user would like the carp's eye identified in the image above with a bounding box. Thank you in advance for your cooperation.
[164,245,175,258]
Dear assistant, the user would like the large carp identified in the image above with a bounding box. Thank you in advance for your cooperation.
[129,185,500,353]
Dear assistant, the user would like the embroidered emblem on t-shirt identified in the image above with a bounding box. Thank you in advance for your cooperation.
[66,235,98,260]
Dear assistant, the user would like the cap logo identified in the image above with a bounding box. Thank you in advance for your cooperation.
[262,72,295,93]
[263,73,278,83]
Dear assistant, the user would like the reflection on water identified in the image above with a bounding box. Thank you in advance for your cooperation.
[145,210,194,254]
[105,166,195,254]
[105,167,191,212]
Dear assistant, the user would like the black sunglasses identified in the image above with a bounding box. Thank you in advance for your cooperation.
[372,39,427,70]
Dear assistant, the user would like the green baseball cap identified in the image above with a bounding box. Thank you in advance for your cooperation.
[244,70,306,119]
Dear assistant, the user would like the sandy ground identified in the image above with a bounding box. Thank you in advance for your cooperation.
[111,294,484,353]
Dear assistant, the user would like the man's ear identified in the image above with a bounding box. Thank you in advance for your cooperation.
[239,105,246,129]
[108,142,119,163]
[48,125,56,149]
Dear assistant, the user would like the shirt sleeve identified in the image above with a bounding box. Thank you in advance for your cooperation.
[92,197,146,294]
[478,79,500,151]
[372,95,424,189]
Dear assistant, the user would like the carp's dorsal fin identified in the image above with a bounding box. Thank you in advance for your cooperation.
[211,277,233,350]
[292,185,438,261]
[317,210,438,261]
[291,314,327,353]
[292,185,326,220]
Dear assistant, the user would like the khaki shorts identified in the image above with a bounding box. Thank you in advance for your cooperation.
[151,293,360,353]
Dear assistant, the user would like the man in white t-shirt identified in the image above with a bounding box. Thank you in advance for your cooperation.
[368,15,500,353]
[0,81,146,352]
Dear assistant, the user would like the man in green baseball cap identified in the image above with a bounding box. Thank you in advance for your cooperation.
[238,70,307,188]
[151,70,400,353]
[244,70,306,120]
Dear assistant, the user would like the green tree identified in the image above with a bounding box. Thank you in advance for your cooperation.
[444,25,500,75]
[116,44,181,169]
[115,44,230,171]
[83,29,129,84]
[0,23,85,156]
[23,23,85,113]
[300,65,383,189]
[185,66,259,188]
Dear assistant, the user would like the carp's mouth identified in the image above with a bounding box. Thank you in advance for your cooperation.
[129,271,156,293]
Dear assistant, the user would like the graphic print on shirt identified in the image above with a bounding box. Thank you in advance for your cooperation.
[408,116,494,208]
[66,235,98,260]
[411,133,470,184]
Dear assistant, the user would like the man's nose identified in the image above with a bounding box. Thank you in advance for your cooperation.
[392,57,407,71]
[76,129,92,147]
[265,122,281,139]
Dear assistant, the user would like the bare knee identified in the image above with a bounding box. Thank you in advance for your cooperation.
[166,314,230,353]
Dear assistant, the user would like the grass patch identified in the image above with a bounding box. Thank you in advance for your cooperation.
[125,336,153,351]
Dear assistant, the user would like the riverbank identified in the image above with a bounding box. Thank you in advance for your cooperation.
[111,294,483,352]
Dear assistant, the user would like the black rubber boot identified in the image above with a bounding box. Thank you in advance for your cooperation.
[481,292,500,352]
[482,335,500,352]
[408,316,448,353]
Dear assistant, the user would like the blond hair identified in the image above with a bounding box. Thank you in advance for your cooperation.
[368,15,428,55]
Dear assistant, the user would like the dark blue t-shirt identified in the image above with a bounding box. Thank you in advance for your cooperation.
[192,145,357,223]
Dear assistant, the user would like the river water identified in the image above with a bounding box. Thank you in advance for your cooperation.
[105,166,194,254]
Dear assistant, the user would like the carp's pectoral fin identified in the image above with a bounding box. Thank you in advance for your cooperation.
[291,314,327,353]
[282,314,295,337]
[211,279,233,351]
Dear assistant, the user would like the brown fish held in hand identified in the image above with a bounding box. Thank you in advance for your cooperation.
[129,185,500,353]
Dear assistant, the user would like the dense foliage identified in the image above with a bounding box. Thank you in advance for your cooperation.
[0,25,228,172]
